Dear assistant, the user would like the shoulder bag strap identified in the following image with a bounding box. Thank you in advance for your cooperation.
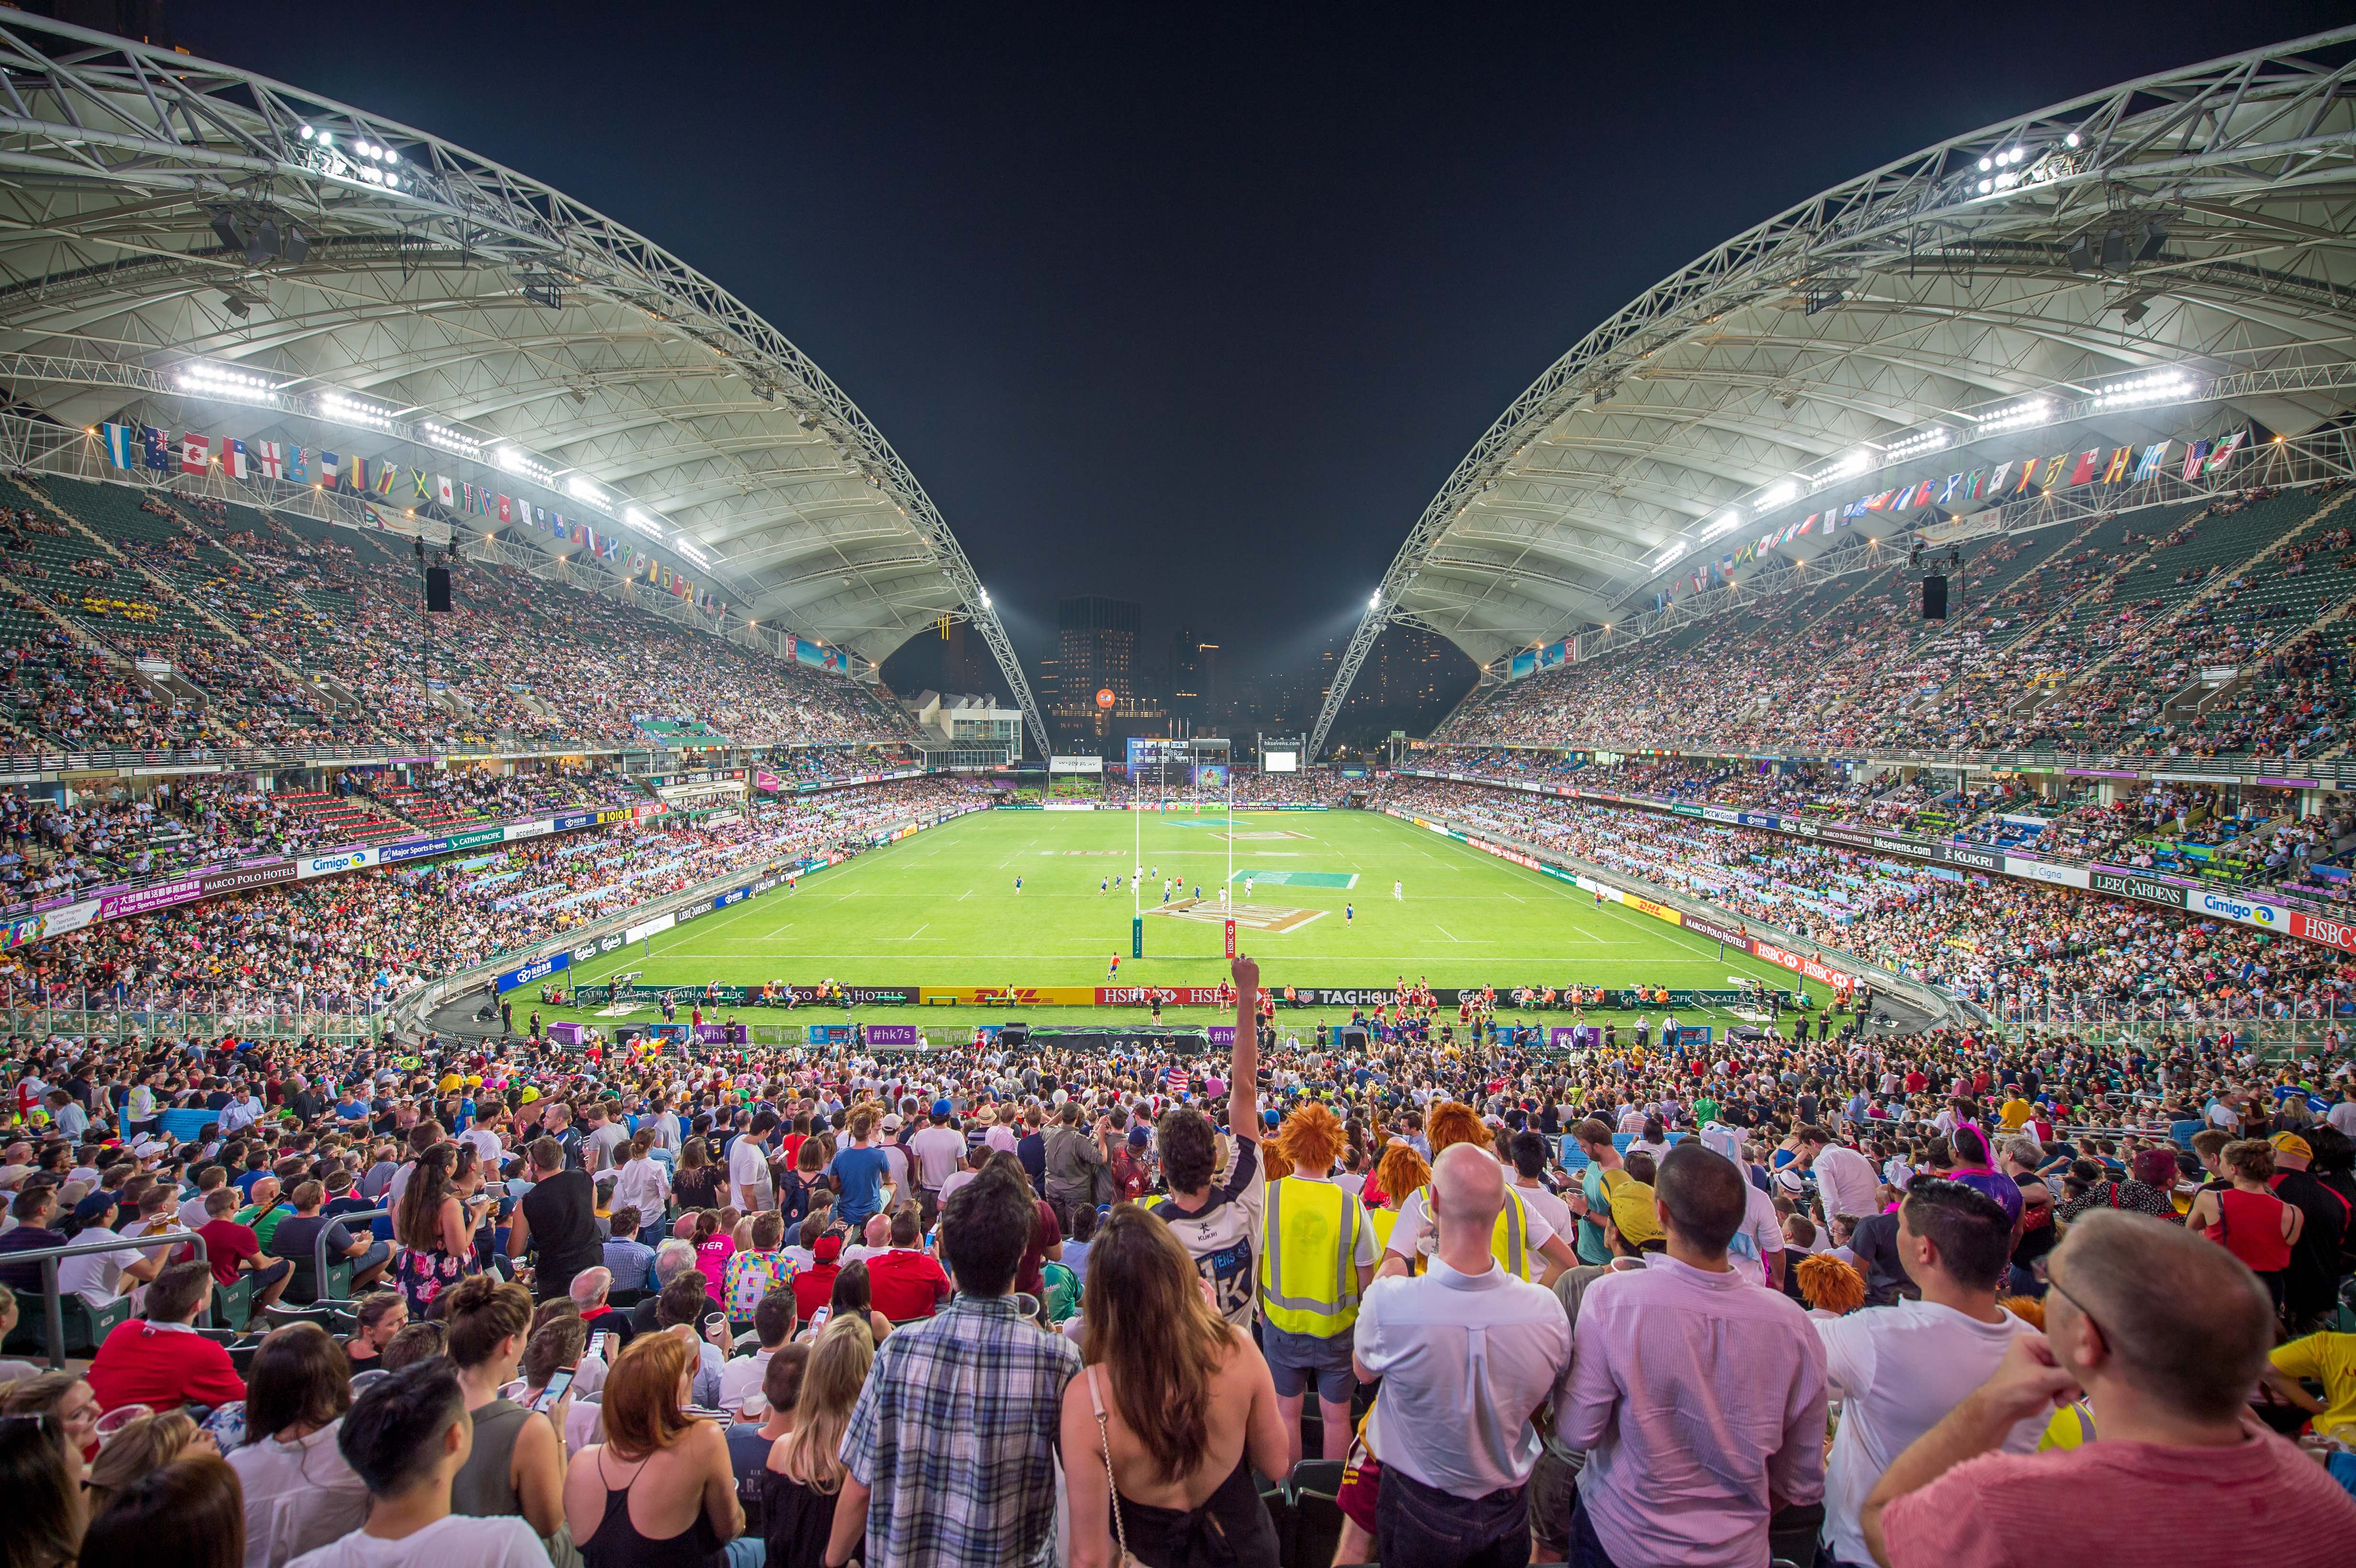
[1087,1365,1135,1566]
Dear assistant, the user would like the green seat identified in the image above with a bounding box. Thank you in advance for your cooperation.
[61,1293,132,1354]
[211,1274,254,1333]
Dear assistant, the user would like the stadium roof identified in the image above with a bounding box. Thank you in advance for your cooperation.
[0,13,1050,752]
[1313,27,2356,757]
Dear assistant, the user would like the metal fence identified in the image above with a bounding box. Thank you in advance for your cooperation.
[1984,998,2345,1056]
[2,1229,210,1369]
[0,1005,382,1045]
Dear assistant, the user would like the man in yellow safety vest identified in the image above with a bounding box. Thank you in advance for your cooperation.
[1259,1101,1379,1467]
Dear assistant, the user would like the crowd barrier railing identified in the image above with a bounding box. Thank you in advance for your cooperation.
[313,1207,391,1303]
[2,1228,210,1369]
[0,1006,382,1046]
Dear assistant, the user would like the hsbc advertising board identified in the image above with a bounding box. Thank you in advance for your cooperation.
[2291,912,2356,954]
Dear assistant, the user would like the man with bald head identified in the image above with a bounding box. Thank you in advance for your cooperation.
[1862,1209,2356,1567]
[1350,1141,1571,1568]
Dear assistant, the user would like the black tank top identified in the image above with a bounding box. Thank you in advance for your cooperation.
[579,1462,725,1568]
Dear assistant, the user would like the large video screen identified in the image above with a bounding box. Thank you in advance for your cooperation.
[1125,737,1191,771]
[1264,750,1298,773]
[1193,763,1228,790]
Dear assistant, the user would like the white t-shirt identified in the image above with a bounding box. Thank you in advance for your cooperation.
[58,1223,139,1309]
[718,1345,775,1416]
[1814,1301,2045,1567]
[1727,1181,1785,1275]
[1153,1134,1264,1328]
[1811,1143,1882,1224]
[728,1137,772,1208]
[1510,1178,1573,1241]
[285,1514,551,1568]
[907,1126,965,1189]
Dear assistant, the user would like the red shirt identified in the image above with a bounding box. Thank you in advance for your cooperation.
[792,1262,840,1323]
[1880,1432,2356,1568]
[864,1249,952,1321]
[86,1320,247,1412]
[191,1219,261,1285]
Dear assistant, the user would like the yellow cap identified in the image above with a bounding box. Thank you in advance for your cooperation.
[1606,1173,1663,1247]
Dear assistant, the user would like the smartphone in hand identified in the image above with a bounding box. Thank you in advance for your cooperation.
[528,1366,575,1414]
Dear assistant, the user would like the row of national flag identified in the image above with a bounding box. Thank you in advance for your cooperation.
[1670,429,2251,603]
[97,422,723,616]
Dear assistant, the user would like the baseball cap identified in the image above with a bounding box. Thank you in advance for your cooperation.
[933,1099,953,1118]
[881,1113,902,1132]
[1605,1176,1663,1247]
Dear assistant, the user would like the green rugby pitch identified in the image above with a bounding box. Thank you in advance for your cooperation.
[557,809,1793,1016]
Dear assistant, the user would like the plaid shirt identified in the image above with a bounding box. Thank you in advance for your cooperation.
[840,1292,1080,1568]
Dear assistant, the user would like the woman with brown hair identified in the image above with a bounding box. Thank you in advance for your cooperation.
[562,1332,743,1568]
[229,1322,370,1568]
[670,1140,723,1214]
[764,1319,873,1568]
[2187,1138,2303,1317]
[1058,1206,1287,1568]
[391,1143,480,1317]
[78,1454,245,1568]
[443,1274,571,1555]
[0,1394,82,1568]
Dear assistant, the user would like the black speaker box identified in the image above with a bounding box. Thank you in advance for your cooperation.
[425,566,453,612]
[1922,574,1947,620]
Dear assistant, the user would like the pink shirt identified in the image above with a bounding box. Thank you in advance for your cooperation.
[1882,1431,2356,1568]
[1557,1254,1827,1567]
[696,1236,736,1303]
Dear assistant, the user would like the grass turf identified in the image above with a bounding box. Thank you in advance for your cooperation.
[545,810,1795,1028]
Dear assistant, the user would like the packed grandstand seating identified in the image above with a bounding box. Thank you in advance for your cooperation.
[0,775,970,1014]
[1439,481,2356,762]
[1411,740,2356,902]
[0,475,919,754]
[1384,775,2356,1024]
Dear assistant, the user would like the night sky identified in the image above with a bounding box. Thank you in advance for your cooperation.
[179,0,2351,702]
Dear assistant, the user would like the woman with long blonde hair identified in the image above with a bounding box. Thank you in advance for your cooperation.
[1058,1207,1287,1568]
[763,1317,875,1568]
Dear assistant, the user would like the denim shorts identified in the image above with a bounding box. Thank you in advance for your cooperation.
[1261,1322,1357,1402]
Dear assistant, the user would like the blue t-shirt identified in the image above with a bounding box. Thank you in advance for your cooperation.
[827,1145,891,1221]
